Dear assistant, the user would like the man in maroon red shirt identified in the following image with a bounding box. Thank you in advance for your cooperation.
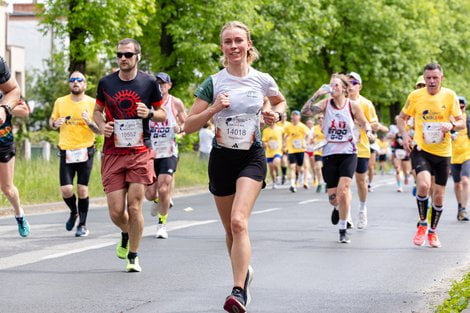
[94,38,166,272]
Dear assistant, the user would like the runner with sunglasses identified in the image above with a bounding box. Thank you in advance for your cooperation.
[184,21,286,313]
[397,63,465,248]
[94,38,166,272]
[347,72,379,229]
[302,73,373,243]
[50,71,100,237]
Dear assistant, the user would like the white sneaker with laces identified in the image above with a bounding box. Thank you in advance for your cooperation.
[156,223,168,239]
[357,211,368,229]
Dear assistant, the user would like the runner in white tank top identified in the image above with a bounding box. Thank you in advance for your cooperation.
[145,72,187,239]
[301,73,373,244]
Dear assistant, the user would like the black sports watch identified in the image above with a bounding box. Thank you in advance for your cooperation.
[147,111,154,119]
[275,112,282,122]
[0,104,12,115]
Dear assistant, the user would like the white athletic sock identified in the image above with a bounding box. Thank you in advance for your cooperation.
[339,219,347,230]
[290,178,295,187]
[359,202,367,213]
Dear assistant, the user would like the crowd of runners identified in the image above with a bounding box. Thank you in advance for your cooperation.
[0,20,469,313]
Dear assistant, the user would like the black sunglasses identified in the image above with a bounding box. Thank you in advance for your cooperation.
[69,77,84,83]
[350,80,360,86]
[117,52,137,59]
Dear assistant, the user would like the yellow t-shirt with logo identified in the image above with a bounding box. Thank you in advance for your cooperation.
[313,124,325,156]
[376,138,389,155]
[451,113,470,164]
[403,87,461,157]
[284,122,309,154]
[51,94,96,150]
[356,96,378,158]
[262,125,283,158]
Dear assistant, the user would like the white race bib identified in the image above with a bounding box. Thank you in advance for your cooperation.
[216,114,257,150]
[114,119,144,148]
[268,140,279,150]
[293,139,303,150]
[151,127,175,159]
[422,122,444,144]
[65,148,88,164]
[394,148,407,160]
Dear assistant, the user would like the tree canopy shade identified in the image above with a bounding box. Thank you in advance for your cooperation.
[37,0,470,123]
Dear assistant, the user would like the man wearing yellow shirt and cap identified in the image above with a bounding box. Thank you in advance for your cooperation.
[277,112,291,184]
[397,63,465,248]
[450,96,470,221]
[347,72,379,229]
[50,71,101,237]
[283,110,309,192]
[262,123,284,188]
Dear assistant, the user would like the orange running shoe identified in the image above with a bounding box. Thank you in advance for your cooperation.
[428,232,442,248]
[413,225,427,246]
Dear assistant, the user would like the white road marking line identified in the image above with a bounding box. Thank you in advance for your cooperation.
[298,199,322,205]
[252,208,281,215]
[0,204,284,270]
[183,207,194,212]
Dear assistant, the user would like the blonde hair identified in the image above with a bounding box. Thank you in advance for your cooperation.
[331,73,351,98]
[219,21,259,67]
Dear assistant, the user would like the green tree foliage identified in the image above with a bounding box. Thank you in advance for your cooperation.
[35,0,470,126]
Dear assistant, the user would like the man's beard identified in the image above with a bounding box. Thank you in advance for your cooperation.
[71,88,82,95]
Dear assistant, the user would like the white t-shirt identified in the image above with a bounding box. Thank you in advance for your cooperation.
[195,67,279,149]
[199,128,214,154]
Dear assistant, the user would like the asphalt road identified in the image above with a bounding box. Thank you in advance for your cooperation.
[1,174,469,313]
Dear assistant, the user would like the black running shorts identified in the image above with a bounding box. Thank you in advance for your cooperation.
[450,159,470,183]
[411,147,450,186]
[154,156,178,177]
[355,157,369,174]
[0,144,15,163]
[59,147,95,186]
[322,154,357,189]
[208,145,266,197]
[288,152,304,166]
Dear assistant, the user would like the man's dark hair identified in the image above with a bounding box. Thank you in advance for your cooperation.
[117,38,141,54]
[423,63,443,74]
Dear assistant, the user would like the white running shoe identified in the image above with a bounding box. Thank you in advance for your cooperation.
[244,265,254,306]
[150,200,158,217]
[156,223,168,239]
[357,211,368,229]
[272,182,278,189]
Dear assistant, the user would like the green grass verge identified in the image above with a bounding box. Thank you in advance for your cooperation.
[0,151,208,206]
[436,272,470,313]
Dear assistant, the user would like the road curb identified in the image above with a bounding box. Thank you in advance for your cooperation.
[0,185,208,217]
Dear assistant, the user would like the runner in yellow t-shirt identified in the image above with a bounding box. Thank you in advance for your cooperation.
[376,135,389,176]
[50,71,101,237]
[308,115,326,192]
[277,112,291,184]
[283,110,309,192]
[347,72,379,229]
[397,63,465,248]
[450,96,470,221]
[262,124,283,188]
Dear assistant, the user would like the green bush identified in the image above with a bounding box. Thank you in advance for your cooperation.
[436,272,470,313]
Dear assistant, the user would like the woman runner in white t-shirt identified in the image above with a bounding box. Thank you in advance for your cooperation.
[184,21,286,313]
[301,73,373,244]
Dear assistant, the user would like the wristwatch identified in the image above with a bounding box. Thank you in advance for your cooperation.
[147,111,154,119]
[275,112,282,122]
[450,121,456,130]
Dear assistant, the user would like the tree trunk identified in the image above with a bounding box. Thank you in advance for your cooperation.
[68,0,86,74]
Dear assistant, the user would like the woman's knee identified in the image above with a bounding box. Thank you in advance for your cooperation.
[231,214,247,235]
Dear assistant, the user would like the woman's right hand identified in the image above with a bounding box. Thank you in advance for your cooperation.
[211,92,230,113]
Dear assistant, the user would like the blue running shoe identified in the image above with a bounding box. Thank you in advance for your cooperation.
[16,216,30,237]
[412,186,417,197]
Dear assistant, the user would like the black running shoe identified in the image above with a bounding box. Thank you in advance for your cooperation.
[338,229,351,243]
[224,287,246,313]
[66,213,78,231]
[458,209,469,221]
[331,208,339,225]
[289,186,297,193]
